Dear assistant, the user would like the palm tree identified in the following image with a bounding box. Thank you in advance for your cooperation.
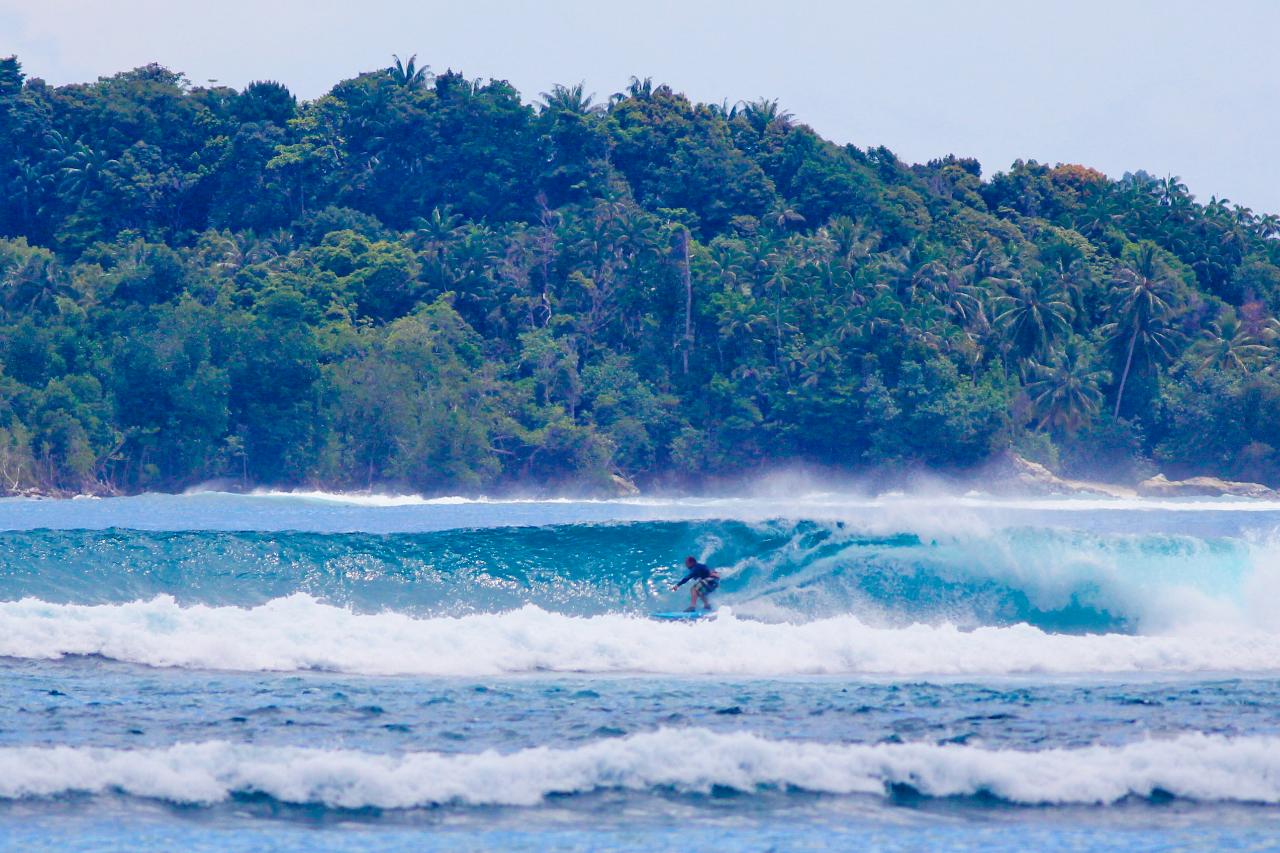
[1196,316,1269,376]
[1204,196,1233,223]
[618,76,653,101]
[1102,243,1178,417]
[210,231,262,273]
[992,277,1074,363]
[1156,174,1189,207]
[875,237,938,300]
[956,238,1014,297]
[824,216,876,272]
[766,203,805,231]
[708,99,743,120]
[388,54,430,89]
[1039,238,1092,319]
[0,248,76,316]
[759,252,797,374]
[58,142,117,199]
[5,159,47,222]
[908,259,948,301]
[1256,213,1280,240]
[741,98,793,135]
[928,265,986,330]
[539,83,601,116]
[1025,341,1107,434]
[247,229,293,269]
[411,206,464,258]
[854,290,907,342]
[42,130,70,163]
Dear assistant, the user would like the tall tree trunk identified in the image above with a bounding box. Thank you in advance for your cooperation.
[1113,324,1139,418]
[680,228,692,374]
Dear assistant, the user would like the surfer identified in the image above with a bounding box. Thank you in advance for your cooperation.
[672,556,719,611]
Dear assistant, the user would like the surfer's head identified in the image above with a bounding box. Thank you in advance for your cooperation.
[685,556,697,567]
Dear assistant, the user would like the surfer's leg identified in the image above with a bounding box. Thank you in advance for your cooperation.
[700,579,716,609]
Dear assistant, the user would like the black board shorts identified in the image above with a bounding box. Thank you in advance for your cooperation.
[692,577,719,596]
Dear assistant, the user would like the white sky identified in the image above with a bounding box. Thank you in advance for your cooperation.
[3,0,1278,214]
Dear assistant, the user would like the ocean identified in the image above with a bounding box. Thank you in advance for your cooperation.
[3,490,1280,851]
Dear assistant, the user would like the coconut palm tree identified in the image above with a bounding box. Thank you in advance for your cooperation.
[929,265,987,330]
[210,231,263,273]
[4,159,47,222]
[1102,243,1179,417]
[58,142,117,200]
[539,83,602,116]
[908,259,949,302]
[956,239,1014,307]
[741,98,793,135]
[1196,316,1270,376]
[1156,174,1189,207]
[1256,214,1280,240]
[1039,238,1092,319]
[1025,340,1107,434]
[388,54,430,89]
[766,204,806,231]
[0,247,76,316]
[244,229,292,270]
[617,76,653,101]
[992,277,1074,363]
[824,216,876,272]
[708,99,744,120]
[763,256,796,365]
[411,206,465,258]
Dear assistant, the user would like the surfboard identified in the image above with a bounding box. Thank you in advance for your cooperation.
[651,610,713,621]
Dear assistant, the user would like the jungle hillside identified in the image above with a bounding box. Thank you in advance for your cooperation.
[2,55,1279,496]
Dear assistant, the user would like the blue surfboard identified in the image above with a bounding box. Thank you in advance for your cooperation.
[651,610,713,621]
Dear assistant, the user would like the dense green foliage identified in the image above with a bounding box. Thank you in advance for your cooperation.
[2,56,1279,495]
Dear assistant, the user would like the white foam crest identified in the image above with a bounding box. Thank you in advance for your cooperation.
[3,595,1279,676]
[188,488,1280,514]
[242,489,468,507]
[238,488,678,507]
[3,730,1280,808]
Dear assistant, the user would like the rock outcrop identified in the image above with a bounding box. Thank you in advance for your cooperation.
[994,453,1137,498]
[1137,474,1276,499]
[607,473,641,497]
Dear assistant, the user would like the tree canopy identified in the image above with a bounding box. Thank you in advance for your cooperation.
[1,54,1279,495]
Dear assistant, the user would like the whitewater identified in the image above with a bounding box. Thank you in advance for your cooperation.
[7,596,1280,676]
[4,491,1280,850]
[6,730,1280,807]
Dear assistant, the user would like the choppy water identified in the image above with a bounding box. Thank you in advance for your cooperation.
[4,490,1280,850]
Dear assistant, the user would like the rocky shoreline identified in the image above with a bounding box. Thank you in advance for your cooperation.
[996,454,1278,500]
[3,456,1276,502]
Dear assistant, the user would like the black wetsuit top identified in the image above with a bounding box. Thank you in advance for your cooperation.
[674,561,714,588]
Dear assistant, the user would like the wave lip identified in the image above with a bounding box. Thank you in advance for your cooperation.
[3,730,1279,809]
[3,595,1280,676]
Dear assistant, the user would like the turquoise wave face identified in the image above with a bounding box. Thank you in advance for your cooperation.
[0,520,1255,634]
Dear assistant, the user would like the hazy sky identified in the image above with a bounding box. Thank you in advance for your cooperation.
[4,0,1278,213]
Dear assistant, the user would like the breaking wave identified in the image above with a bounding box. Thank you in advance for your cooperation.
[4,730,1279,808]
[1,520,1276,634]
[2,595,1279,676]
